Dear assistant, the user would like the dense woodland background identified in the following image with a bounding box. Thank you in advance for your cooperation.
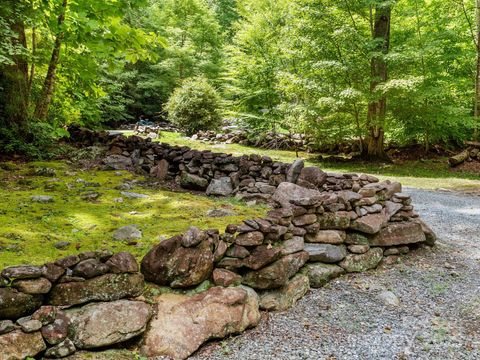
[1,0,480,159]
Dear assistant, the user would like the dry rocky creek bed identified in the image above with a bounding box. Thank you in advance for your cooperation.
[192,188,480,360]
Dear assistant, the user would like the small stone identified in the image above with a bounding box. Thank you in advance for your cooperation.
[54,241,71,250]
[259,274,309,311]
[339,248,384,273]
[120,191,150,199]
[378,290,400,307]
[0,320,15,335]
[105,252,139,273]
[72,259,110,279]
[113,224,142,241]
[206,177,234,196]
[181,226,207,247]
[17,317,43,333]
[41,311,70,345]
[305,230,346,244]
[45,338,76,358]
[206,209,237,217]
[31,195,54,203]
[31,306,57,325]
[348,244,370,254]
[226,245,250,259]
[212,268,242,287]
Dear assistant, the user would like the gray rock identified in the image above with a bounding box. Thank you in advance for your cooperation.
[206,177,234,196]
[105,252,139,273]
[45,338,76,358]
[378,290,400,307]
[304,244,347,263]
[181,226,207,247]
[272,182,322,209]
[54,241,71,250]
[206,209,237,217]
[305,230,346,244]
[2,265,43,280]
[113,224,142,241]
[339,247,384,272]
[286,159,304,183]
[280,236,305,255]
[0,320,14,335]
[103,155,133,170]
[31,195,54,203]
[0,287,43,319]
[73,259,110,279]
[17,317,42,333]
[301,263,345,288]
[120,191,149,199]
[68,300,151,349]
[259,274,310,311]
[180,172,209,190]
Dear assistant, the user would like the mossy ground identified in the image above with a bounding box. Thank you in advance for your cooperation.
[156,131,480,191]
[0,161,266,268]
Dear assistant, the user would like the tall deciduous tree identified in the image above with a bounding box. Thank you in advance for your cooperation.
[364,1,392,160]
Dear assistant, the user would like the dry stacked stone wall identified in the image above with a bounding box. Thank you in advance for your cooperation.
[0,129,437,359]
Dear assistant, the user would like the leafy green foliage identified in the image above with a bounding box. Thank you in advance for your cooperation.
[166,77,222,135]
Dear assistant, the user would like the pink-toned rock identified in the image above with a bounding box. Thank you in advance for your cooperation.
[0,330,46,360]
[140,287,260,359]
[350,211,389,234]
[212,268,242,287]
[305,230,346,244]
[369,221,426,246]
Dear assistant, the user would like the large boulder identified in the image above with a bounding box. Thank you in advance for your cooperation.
[259,273,309,311]
[369,221,426,246]
[180,172,209,190]
[339,248,384,273]
[141,236,214,288]
[206,177,234,196]
[48,273,144,307]
[304,244,347,263]
[140,286,260,359]
[0,288,43,320]
[242,251,309,290]
[301,263,345,288]
[68,300,151,349]
[0,330,46,360]
[272,182,322,208]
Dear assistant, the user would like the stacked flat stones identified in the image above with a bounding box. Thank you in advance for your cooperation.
[0,251,146,359]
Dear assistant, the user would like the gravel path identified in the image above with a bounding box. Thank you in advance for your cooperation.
[192,188,480,360]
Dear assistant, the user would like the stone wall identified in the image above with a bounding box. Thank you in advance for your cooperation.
[0,129,437,359]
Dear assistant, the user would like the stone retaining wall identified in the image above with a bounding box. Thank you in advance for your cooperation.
[0,129,437,359]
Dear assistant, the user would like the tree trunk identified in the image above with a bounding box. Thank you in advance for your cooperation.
[28,27,36,94]
[0,20,29,126]
[34,0,68,121]
[475,0,480,139]
[363,2,391,161]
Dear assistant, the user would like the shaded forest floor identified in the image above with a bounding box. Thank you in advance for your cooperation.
[0,161,266,268]
[155,131,480,192]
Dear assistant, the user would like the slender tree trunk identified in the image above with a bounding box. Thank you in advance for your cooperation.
[364,2,391,161]
[28,27,36,94]
[34,0,68,121]
[0,20,29,126]
[475,0,480,139]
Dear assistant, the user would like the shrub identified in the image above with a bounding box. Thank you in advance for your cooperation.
[166,77,222,136]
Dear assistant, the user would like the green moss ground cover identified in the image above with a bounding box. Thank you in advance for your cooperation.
[0,161,266,268]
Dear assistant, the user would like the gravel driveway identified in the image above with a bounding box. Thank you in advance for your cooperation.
[192,188,480,360]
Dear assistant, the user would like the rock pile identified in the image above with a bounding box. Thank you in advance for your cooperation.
[0,129,437,359]
[0,251,145,359]
[192,129,312,151]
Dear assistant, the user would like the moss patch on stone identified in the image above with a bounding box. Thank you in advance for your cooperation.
[0,161,267,267]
